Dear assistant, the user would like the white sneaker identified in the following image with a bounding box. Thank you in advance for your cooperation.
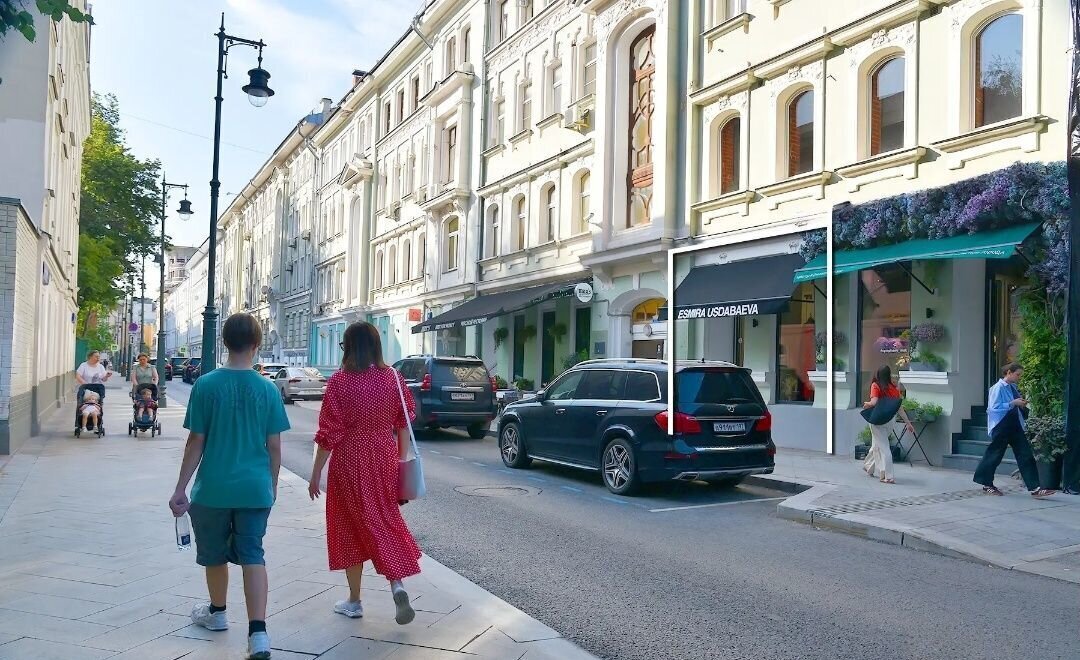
[247,631,271,659]
[333,599,364,618]
[392,587,415,625]
[190,603,228,631]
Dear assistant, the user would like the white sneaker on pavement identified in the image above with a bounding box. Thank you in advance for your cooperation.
[392,586,415,625]
[190,603,228,631]
[247,631,271,659]
[333,599,364,618]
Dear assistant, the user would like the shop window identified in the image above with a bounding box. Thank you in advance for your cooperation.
[975,13,1023,128]
[787,89,814,177]
[718,116,741,194]
[857,264,911,399]
[632,298,664,324]
[870,57,905,155]
[776,281,816,404]
[627,26,656,228]
[575,306,591,355]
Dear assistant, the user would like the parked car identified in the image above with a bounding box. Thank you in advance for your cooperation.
[254,362,288,378]
[273,367,327,403]
[496,359,776,495]
[392,355,498,439]
[168,356,188,381]
[181,357,202,384]
[147,358,172,381]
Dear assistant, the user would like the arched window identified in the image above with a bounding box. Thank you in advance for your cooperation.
[417,232,427,275]
[576,171,591,234]
[487,205,501,258]
[462,27,471,64]
[374,251,384,289]
[787,89,814,176]
[543,184,557,242]
[387,245,397,285]
[632,298,665,324]
[444,217,459,272]
[870,57,905,155]
[718,116,741,194]
[975,13,1023,128]
[445,36,457,77]
[514,196,527,250]
[627,26,656,228]
[402,239,412,280]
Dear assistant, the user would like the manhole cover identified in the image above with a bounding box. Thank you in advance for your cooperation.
[454,485,540,497]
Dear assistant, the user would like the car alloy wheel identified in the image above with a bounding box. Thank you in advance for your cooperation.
[603,439,638,495]
[499,423,531,469]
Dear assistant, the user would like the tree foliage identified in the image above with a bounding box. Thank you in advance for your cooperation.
[0,0,92,41]
[77,93,161,334]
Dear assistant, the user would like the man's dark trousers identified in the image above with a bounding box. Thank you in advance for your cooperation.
[973,409,1039,489]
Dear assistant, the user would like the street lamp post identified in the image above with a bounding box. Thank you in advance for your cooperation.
[156,177,193,408]
[200,13,274,376]
[139,266,146,354]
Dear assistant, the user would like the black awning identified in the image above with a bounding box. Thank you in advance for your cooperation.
[411,279,588,334]
[672,253,805,320]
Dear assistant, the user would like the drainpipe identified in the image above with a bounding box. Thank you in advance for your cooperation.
[474,0,493,359]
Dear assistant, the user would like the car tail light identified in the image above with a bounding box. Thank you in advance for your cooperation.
[754,410,773,432]
[289,378,301,383]
[420,374,431,392]
[654,411,702,435]
[490,376,498,391]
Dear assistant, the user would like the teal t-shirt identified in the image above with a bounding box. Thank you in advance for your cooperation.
[183,366,291,508]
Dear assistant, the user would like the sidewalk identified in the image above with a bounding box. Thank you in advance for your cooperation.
[0,378,597,660]
[749,449,1080,585]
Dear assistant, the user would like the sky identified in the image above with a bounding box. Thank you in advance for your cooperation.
[89,0,420,295]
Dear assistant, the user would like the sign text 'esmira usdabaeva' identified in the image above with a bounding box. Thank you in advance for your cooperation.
[676,304,759,320]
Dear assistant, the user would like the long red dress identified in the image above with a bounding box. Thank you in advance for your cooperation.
[314,366,422,579]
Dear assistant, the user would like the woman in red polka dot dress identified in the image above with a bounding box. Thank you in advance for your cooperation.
[308,321,421,625]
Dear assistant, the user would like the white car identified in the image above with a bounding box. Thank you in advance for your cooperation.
[274,367,327,403]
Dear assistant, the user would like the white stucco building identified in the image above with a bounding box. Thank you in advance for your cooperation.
[0,8,91,453]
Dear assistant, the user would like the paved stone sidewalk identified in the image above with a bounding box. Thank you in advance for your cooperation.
[749,449,1080,585]
[0,379,597,659]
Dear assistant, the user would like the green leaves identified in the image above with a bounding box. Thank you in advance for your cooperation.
[1,0,93,42]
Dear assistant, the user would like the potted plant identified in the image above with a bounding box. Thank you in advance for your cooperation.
[908,348,947,372]
[514,377,535,392]
[493,326,509,349]
[855,426,872,460]
[519,325,537,342]
[494,375,509,390]
[563,349,588,370]
[917,402,943,423]
[1027,414,1067,489]
[548,322,568,343]
[908,323,947,371]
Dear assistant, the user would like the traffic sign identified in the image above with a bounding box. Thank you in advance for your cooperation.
[128,322,139,334]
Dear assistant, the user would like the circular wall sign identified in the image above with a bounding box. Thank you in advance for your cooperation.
[574,283,594,304]
[643,323,654,337]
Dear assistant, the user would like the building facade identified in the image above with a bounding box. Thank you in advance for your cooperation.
[0,9,91,453]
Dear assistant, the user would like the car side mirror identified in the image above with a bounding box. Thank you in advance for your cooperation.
[535,390,546,401]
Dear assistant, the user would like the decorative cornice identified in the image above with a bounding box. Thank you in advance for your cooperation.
[835,146,926,179]
[754,38,834,81]
[691,189,756,214]
[702,12,752,45]
[765,60,824,100]
[757,170,833,198]
[488,1,576,72]
[701,90,749,126]
[930,116,1048,154]
[844,22,916,69]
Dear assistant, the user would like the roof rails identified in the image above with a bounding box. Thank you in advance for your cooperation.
[574,358,667,367]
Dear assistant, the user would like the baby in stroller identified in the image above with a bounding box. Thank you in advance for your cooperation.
[75,383,106,437]
[129,383,162,436]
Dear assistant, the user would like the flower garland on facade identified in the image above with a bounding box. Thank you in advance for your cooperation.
[800,161,1070,295]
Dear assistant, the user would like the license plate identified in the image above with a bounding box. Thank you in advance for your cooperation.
[713,422,746,433]
[450,392,475,401]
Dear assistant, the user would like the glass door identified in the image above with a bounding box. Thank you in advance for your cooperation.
[987,263,1025,391]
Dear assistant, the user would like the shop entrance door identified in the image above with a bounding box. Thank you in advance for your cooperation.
[986,262,1025,392]
[541,311,556,387]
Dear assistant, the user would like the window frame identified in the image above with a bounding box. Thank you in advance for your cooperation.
[582,42,597,99]
[869,56,906,156]
[576,170,591,234]
[543,183,557,243]
[787,88,815,177]
[718,115,741,195]
[444,217,460,272]
[973,11,1024,129]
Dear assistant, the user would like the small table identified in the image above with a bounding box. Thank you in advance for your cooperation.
[891,418,935,466]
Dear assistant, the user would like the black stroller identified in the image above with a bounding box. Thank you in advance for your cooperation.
[129,383,161,437]
[74,383,106,438]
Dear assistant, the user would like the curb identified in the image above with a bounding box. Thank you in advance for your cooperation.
[757,473,1080,586]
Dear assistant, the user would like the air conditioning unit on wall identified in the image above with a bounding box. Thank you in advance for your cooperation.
[565,103,591,132]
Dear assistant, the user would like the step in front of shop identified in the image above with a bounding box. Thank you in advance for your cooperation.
[941,453,1017,476]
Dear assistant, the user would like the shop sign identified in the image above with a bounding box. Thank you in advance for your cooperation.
[676,303,759,320]
[574,283,594,303]
[408,308,422,322]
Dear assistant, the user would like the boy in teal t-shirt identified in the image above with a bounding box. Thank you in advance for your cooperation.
[169,313,290,660]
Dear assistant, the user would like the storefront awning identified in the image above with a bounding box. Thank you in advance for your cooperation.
[793,222,1041,283]
[665,253,806,321]
[411,279,590,334]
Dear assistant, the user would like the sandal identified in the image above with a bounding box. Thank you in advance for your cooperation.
[982,486,1004,496]
[863,466,875,478]
[880,477,895,484]
[1031,488,1056,499]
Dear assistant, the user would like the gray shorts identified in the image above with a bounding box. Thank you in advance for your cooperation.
[188,503,270,567]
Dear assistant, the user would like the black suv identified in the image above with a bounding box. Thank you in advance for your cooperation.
[393,355,498,439]
[496,359,776,495]
[168,357,188,381]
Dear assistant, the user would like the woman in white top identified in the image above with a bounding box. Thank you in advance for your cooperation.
[75,350,112,386]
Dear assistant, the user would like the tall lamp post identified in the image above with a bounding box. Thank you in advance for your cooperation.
[155,178,193,407]
[200,13,274,376]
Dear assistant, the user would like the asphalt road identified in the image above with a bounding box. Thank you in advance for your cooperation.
[167,380,1080,660]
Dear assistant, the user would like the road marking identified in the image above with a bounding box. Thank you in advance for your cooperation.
[600,496,630,505]
[648,496,787,513]
[560,485,584,493]
[448,455,464,460]
[526,476,547,483]
[429,449,442,454]
[496,469,513,474]
[471,462,487,467]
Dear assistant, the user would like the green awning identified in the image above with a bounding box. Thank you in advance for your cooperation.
[793,223,1041,283]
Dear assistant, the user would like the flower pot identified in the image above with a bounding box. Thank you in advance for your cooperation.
[1037,456,1064,490]
[854,444,869,460]
[909,362,936,372]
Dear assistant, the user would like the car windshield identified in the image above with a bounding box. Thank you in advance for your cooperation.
[287,368,322,377]
[676,369,759,405]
